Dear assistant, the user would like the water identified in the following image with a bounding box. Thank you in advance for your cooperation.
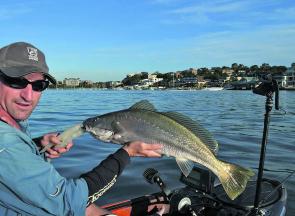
[30,89,295,215]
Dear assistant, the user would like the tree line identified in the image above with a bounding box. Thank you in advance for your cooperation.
[49,62,293,88]
[122,63,290,86]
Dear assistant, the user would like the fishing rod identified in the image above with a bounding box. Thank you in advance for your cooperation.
[251,74,280,215]
[258,170,294,207]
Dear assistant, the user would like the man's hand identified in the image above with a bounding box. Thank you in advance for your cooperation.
[39,133,73,158]
[123,141,162,157]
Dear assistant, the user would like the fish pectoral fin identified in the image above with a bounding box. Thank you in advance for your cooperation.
[176,158,194,177]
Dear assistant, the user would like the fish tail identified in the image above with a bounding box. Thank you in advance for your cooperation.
[217,161,255,200]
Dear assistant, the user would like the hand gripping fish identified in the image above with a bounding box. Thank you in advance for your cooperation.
[42,100,254,200]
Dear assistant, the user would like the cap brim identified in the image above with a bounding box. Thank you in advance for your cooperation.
[0,66,56,84]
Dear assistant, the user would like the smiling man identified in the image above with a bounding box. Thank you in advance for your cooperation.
[0,72,47,120]
[0,42,162,216]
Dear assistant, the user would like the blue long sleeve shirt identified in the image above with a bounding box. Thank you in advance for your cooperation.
[0,120,89,216]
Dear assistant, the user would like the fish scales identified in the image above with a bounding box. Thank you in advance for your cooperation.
[102,109,219,172]
[56,100,254,200]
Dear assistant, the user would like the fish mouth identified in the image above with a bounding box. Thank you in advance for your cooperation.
[82,116,99,129]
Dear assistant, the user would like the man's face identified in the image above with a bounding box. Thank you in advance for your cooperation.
[0,72,44,121]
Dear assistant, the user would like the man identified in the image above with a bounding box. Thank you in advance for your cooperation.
[0,42,162,215]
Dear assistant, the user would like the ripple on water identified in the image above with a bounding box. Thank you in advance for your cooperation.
[33,90,295,215]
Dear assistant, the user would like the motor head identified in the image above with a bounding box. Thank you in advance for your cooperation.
[253,74,279,110]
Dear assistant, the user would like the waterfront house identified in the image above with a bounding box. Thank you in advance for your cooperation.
[231,77,258,90]
[285,64,295,88]
[176,77,198,87]
[273,74,287,88]
[273,63,295,89]
[222,68,234,77]
[63,78,80,87]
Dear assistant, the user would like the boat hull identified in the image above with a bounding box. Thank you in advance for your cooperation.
[102,178,287,216]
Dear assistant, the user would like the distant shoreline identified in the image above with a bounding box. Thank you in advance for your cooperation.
[47,87,295,91]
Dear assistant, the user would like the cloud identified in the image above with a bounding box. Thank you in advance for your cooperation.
[0,3,32,20]
[53,22,295,75]
[156,1,250,26]
[149,0,182,5]
[90,23,295,68]
[158,1,295,27]
[182,24,295,66]
[266,6,295,22]
[169,1,248,14]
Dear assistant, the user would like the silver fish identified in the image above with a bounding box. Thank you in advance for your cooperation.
[82,100,254,200]
[46,100,254,200]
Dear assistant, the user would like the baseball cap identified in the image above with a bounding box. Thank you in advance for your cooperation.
[0,42,56,84]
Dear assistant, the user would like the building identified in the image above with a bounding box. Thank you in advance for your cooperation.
[222,68,234,76]
[140,75,163,87]
[63,78,80,87]
[238,70,246,75]
[231,77,258,90]
[285,63,295,87]
[147,74,163,83]
[175,77,198,87]
[273,63,295,89]
[273,74,287,88]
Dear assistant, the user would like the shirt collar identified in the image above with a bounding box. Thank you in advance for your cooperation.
[0,107,21,130]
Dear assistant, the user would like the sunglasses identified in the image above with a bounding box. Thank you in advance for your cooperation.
[0,72,49,92]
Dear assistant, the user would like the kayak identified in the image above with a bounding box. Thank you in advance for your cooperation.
[102,167,287,216]
[102,75,290,216]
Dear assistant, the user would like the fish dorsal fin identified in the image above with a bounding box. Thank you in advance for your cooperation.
[162,111,219,155]
[129,100,157,111]
[176,158,194,177]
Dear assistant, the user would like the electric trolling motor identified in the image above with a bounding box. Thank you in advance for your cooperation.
[250,74,280,215]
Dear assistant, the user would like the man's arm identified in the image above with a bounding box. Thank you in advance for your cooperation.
[34,135,162,213]
[81,142,162,207]
[0,134,88,215]
[81,148,130,206]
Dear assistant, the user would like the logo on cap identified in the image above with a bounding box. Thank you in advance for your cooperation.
[27,47,38,61]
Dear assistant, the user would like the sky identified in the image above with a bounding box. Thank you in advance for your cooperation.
[1,0,295,82]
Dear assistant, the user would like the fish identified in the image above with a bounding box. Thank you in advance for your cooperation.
[43,100,255,200]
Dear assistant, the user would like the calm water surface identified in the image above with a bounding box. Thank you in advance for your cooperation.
[30,89,295,215]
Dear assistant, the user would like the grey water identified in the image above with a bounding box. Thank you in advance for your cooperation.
[30,89,295,215]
